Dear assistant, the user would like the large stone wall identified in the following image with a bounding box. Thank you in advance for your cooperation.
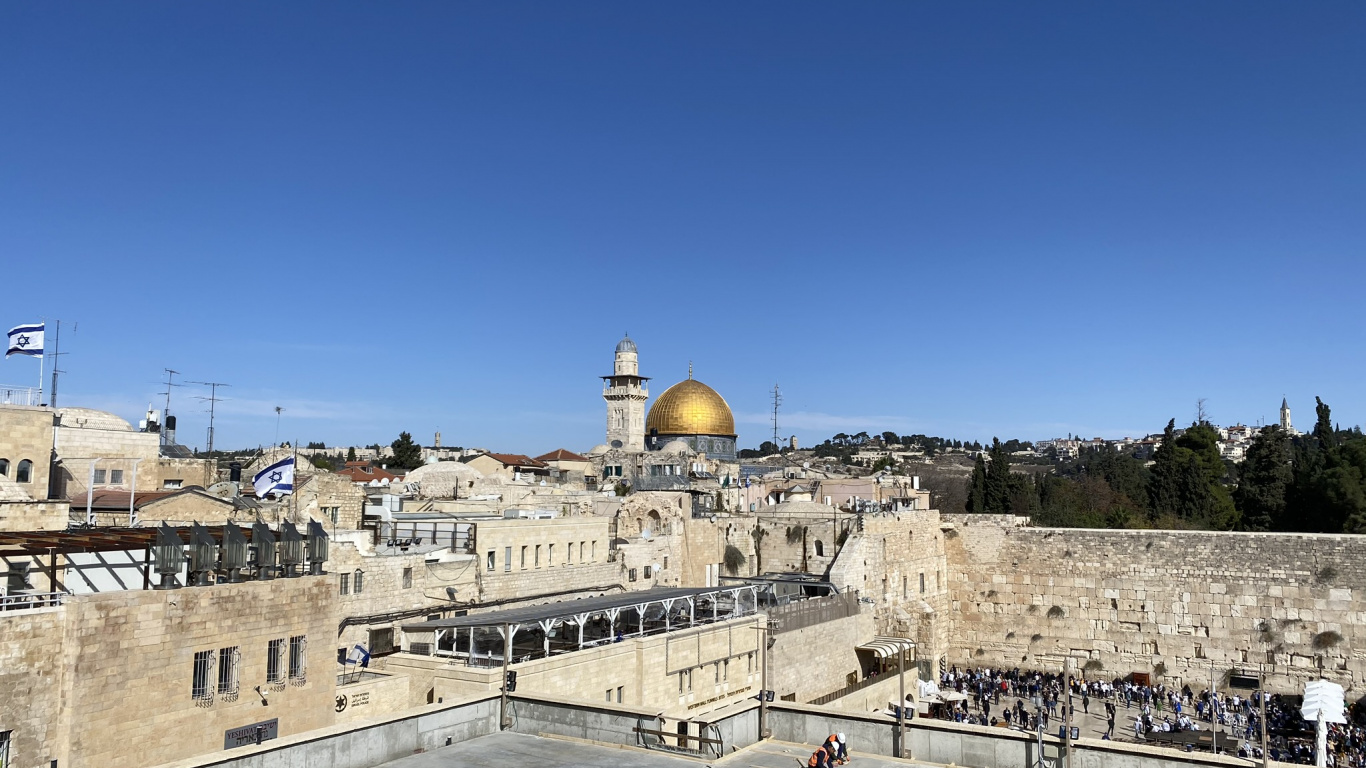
[769,608,875,704]
[944,518,1366,691]
[0,404,54,498]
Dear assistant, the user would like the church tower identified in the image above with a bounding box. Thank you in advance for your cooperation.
[1280,397,1293,433]
[602,336,649,450]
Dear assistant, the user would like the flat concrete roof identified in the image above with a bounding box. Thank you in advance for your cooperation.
[374,732,935,768]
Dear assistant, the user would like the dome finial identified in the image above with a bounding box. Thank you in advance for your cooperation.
[688,361,693,380]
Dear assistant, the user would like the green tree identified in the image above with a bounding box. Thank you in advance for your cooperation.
[1148,420,1184,522]
[347,446,357,462]
[966,453,988,513]
[1235,426,1291,531]
[390,432,423,470]
[984,438,1012,513]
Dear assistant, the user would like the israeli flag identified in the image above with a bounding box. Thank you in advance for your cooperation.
[346,644,371,668]
[6,323,44,357]
[253,456,295,498]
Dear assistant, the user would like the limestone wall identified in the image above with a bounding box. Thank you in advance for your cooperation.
[473,517,621,602]
[0,500,68,531]
[0,605,67,768]
[328,539,465,652]
[335,672,411,722]
[0,404,54,498]
[769,609,875,704]
[944,519,1366,691]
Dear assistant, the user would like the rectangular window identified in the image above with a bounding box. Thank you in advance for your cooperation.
[679,671,686,694]
[617,686,624,703]
[520,546,527,569]
[688,669,694,692]
[267,638,286,683]
[218,646,240,696]
[110,469,124,484]
[340,573,350,595]
[902,576,907,599]
[329,506,338,524]
[93,469,107,484]
[288,635,307,680]
[606,689,613,702]
[163,479,183,489]
[504,547,511,572]
[714,663,720,683]
[663,556,668,571]
[643,565,652,579]
[369,628,396,655]
[548,544,554,567]
[591,541,597,560]
[1195,643,1205,659]
[535,545,542,568]
[724,659,729,681]
[0,730,10,768]
[580,542,586,562]
[487,550,495,570]
[192,649,215,700]
[567,543,573,564]
[354,570,364,594]
[629,568,637,582]
[403,567,413,589]
[919,572,925,594]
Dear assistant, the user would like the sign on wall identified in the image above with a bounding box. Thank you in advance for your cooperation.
[224,718,279,749]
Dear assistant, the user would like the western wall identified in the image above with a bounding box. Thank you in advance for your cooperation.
[940,514,1366,693]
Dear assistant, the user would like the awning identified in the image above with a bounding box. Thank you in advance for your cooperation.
[856,636,916,658]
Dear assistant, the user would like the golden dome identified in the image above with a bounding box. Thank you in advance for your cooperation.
[646,378,736,437]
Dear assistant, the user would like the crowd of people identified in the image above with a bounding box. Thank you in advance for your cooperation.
[929,665,1366,766]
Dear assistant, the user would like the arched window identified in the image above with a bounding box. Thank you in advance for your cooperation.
[0,458,9,476]
[814,540,825,557]
[16,459,33,483]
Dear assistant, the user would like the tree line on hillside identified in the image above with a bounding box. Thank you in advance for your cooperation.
[961,398,1366,534]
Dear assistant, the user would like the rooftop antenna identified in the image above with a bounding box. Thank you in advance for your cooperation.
[274,406,284,447]
[159,369,183,448]
[771,384,782,447]
[188,380,230,454]
[39,318,74,408]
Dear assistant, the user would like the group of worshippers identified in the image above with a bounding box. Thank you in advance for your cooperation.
[937,664,1365,764]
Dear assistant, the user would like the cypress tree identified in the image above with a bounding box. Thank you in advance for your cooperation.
[1235,426,1291,531]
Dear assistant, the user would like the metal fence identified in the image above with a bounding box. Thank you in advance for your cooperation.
[767,590,861,635]
[0,385,41,406]
[0,591,65,611]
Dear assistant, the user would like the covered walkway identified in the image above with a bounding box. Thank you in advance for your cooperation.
[401,585,760,666]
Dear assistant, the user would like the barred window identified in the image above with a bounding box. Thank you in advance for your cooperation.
[402,567,413,589]
[110,469,124,484]
[288,635,307,680]
[340,573,350,595]
[353,570,364,594]
[266,638,286,684]
[217,646,240,696]
[0,730,11,768]
[192,649,215,700]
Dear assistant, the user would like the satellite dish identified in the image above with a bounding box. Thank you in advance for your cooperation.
[641,530,652,540]
[206,481,240,499]
[803,462,810,469]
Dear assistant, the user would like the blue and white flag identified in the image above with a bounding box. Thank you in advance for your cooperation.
[6,323,44,357]
[253,456,295,498]
[346,644,371,668]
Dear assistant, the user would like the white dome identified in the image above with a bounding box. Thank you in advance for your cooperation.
[404,461,484,497]
[660,439,694,455]
[587,444,611,456]
[57,407,134,432]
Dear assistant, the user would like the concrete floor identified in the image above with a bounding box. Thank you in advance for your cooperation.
[375,732,933,768]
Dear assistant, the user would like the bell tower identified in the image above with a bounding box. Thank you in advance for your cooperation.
[1280,397,1293,433]
[603,336,649,451]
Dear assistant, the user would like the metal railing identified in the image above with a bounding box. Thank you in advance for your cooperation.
[0,591,65,611]
[0,385,41,406]
[808,669,894,706]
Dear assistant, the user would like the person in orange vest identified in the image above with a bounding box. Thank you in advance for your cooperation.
[832,733,849,764]
[807,741,832,768]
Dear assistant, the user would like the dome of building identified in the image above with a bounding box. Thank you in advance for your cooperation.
[615,335,637,354]
[56,407,134,432]
[646,378,735,438]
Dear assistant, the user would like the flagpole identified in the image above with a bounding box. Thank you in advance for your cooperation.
[38,333,45,404]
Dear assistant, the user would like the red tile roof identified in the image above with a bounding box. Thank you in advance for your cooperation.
[337,464,401,483]
[535,449,588,463]
[479,453,548,468]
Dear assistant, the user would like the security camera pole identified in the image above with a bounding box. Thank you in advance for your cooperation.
[500,622,512,729]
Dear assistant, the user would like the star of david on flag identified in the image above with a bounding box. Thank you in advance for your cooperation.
[253,456,295,498]
[6,323,45,357]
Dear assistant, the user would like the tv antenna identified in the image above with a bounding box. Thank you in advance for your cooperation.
[188,380,230,454]
[159,369,183,447]
[771,384,782,447]
[39,318,74,408]
[274,406,285,447]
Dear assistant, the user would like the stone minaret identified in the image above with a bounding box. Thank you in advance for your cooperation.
[602,336,649,451]
[1280,398,1292,433]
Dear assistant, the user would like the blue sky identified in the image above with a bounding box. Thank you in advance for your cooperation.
[2,2,1363,455]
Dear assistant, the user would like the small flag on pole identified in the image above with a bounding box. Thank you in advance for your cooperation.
[6,323,44,357]
[346,644,372,668]
[253,456,295,498]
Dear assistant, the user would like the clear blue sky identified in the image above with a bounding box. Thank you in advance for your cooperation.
[2,2,1363,454]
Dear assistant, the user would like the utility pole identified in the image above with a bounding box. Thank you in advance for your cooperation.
[500,623,512,729]
[1211,659,1218,755]
[897,641,906,758]
[189,381,230,454]
[274,406,285,447]
[1260,664,1269,768]
[44,319,72,409]
[1064,658,1073,768]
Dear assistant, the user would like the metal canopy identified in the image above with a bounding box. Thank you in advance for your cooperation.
[856,636,916,659]
[0,525,272,556]
[403,586,750,632]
